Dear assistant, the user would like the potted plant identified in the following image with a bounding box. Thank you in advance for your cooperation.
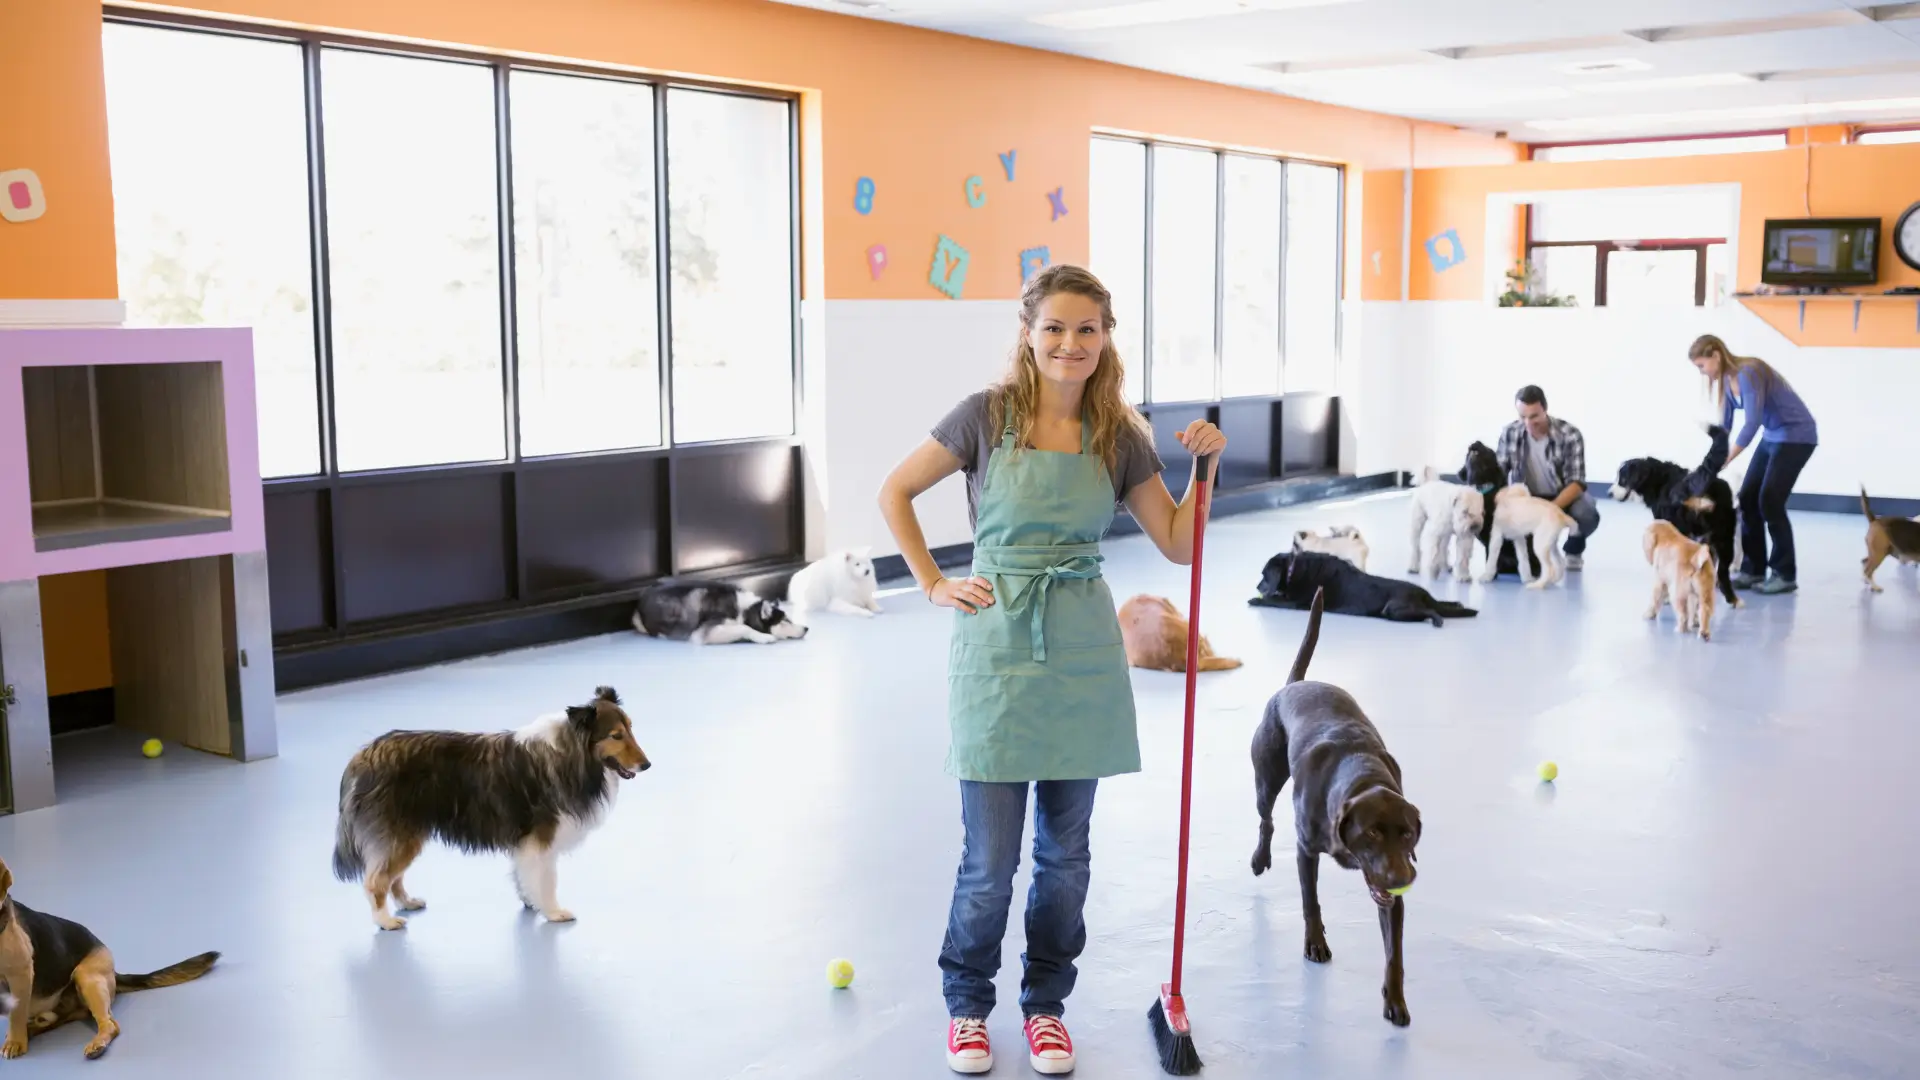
[1498,260,1578,307]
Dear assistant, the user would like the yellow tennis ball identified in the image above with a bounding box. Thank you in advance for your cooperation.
[1387,885,1411,896]
[1537,760,1557,782]
[142,738,163,759]
[826,958,854,989]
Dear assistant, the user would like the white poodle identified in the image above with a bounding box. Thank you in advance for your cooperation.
[1476,484,1578,589]
[1405,468,1485,581]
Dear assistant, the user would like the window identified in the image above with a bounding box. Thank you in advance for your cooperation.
[1149,146,1219,404]
[103,24,319,479]
[1220,155,1281,398]
[1284,162,1341,393]
[510,70,662,457]
[1855,127,1920,145]
[1088,138,1147,404]
[1532,133,1787,162]
[1089,136,1342,405]
[101,20,799,481]
[321,49,505,472]
[1524,188,1732,308]
[665,89,796,444]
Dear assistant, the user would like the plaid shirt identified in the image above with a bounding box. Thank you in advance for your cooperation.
[1496,417,1586,495]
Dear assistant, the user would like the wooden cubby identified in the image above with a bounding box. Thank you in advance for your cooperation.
[24,361,233,551]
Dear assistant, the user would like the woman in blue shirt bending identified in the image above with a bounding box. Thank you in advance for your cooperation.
[1688,334,1818,595]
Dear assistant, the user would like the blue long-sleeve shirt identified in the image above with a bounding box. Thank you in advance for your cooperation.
[1723,365,1817,447]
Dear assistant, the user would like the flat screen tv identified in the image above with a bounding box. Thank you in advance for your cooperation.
[1761,217,1880,287]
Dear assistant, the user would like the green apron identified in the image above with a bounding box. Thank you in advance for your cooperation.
[945,418,1141,782]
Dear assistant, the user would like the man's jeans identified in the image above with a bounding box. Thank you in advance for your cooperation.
[939,779,1097,1020]
[1563,492,1601,556]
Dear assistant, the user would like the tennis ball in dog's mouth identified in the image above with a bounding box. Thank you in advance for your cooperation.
[826,958,855,989]
[141,738,163,758]
[1537,760,1558,782]
[1386,885,1411,896]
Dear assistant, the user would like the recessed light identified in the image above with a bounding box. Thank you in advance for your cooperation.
[1559,58,1654,75]
[1032,0,1359,31]
[1524,96,1920,133]
[1572,72,1756,94]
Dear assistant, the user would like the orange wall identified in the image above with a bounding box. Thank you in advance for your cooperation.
[1407,141,1920,348]
[63,0,1514,306]
[1360,169,1404,302]
[0,0,118,298]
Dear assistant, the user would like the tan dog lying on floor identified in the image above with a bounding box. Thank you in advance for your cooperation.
[1643,520,1717,640]
[0,857,218,1059]
[1118,594,1242,673]
[1860,486,1920,593]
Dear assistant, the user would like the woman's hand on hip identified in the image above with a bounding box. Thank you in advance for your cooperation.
[930,575,995,614]
[1177,420,1227,460]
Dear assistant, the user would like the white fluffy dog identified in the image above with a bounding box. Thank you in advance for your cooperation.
[1292,525,1370,571]
[1405,467,1484,581]
[784,547,883,618]
[1475,484,1578,589]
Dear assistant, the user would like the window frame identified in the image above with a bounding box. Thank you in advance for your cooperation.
[1523,205,1723,307]
[104,7,802,486]
[1093,134,1345,407]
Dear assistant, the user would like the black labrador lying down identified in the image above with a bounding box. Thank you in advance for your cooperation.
[1250,588,1422,1026]
[1250,550,1476,627]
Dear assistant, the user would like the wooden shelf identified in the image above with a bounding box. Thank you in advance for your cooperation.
[33,500,231,552]
[1734,292,1920,333]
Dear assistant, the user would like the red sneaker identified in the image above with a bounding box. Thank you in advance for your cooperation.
[1024,1014,1075,1074]
[947,1017,992,1074]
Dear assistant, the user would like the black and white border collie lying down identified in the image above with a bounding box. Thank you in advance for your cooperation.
[631,581,808,645]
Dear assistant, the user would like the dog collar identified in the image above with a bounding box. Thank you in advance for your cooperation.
[1475,484,1497,494]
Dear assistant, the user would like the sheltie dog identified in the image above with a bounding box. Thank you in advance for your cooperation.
[332,685,650,930]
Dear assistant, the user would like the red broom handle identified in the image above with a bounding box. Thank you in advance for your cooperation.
[1170,453,1213,998]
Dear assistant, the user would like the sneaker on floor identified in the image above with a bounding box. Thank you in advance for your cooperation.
[948,1018,992,1074]
[1731,570,1763,590]
[1024,1015,1075,1075]
[1754,575,1798,595]
[1564,555,1583,571]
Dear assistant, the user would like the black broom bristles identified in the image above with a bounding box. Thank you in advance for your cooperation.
[1148,987,1202,1075]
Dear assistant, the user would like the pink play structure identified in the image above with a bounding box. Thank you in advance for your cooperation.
[0,326,277,814]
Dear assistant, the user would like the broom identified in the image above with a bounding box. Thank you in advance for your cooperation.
[1147,452,1213,1075]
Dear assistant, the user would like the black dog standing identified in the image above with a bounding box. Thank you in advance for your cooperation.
[1612,425,1740,606]
[1249,589,1423,1026]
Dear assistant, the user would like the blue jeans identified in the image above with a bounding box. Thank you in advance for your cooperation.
[1739,440,1815,581]
[940,779,1097,1020]
[1562,492,1600,556]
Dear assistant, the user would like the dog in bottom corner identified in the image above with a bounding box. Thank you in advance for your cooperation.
[332,685,651,930]
[1249,588,1421,1027]
[0,857,218,1059]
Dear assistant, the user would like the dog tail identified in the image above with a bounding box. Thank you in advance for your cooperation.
[331,772,367,883]
[1432,600,1478,619]
[1700,423,1730,476]
[1286,588,1325,684]
[1861,485,1877,522]
[116,951,219,993]
[1690,542,1716,575]
[1199,655,1244,671]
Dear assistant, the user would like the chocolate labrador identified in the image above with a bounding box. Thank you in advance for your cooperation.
[1248,587,1422,1026]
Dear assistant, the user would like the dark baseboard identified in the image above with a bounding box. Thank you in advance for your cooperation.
[274,559,808,692]
[49,688,115,736]
[875,472,1400,585]
[1793,491,1920,517]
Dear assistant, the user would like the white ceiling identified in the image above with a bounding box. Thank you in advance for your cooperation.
[766,0,1920,142]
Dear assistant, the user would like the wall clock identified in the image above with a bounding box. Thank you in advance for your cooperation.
[1896,199,1920,273]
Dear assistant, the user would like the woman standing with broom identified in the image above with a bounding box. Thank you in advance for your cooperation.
[879,265,1225,1075]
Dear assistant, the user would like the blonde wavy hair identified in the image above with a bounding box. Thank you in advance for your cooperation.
[988,264,1150,468]
[1688,333,1780,409]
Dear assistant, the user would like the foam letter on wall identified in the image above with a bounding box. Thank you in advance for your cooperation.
[1020,246,1050,283]
[0,169,47,224]
[1047,186,1068,221]
[1424,228,1466,273]
[867,244,889,280]
[930,235,970,299]
[999,150,1016,182]
[965,175,986,208]
[855,176,875,215]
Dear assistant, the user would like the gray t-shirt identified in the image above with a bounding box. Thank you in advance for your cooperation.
[931,390,1165,530]
[1522,431,1558,498]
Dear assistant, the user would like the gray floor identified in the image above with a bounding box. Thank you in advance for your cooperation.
[4,493,1918,1079]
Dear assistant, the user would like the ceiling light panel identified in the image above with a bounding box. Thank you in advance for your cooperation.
[1030,0,1358,31]
[1525,96,1920,133]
